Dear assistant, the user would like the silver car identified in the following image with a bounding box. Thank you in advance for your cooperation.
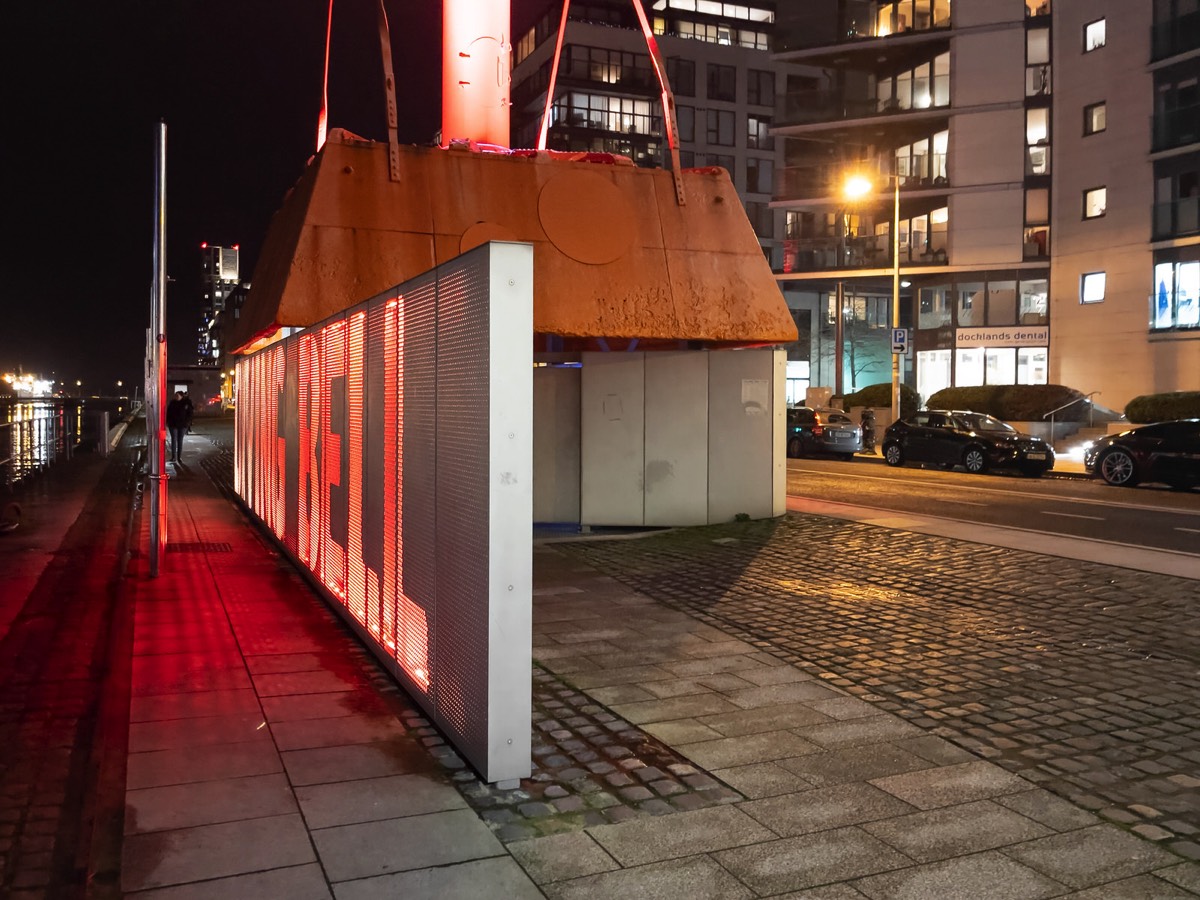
[786,407,863,460]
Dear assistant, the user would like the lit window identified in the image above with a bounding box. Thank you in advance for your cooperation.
[1084,18,1105,52]
[1081,271,1106,303]
[1084,102,1106,135]
[1083,187,1106,219]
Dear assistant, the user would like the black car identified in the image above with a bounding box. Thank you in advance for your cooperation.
[1083,419,1200,489]
[882,409,1055,476]
[786,407,863,460]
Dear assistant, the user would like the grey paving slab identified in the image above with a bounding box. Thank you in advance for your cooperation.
[862,799,1054,863]
[542,853,754,900]
[121,813,316,893]
[562,665,675,690]
[871,760,1030,810]
[775,743,935,787]
[507,832,620,884]
[585,804,776,866]
[126,740,283,790]
[129,688,262,723]
[730,663,816,687]
[1002,825,1182,890]
[892,734,980,767]
[793,715,926,748]
[641,719,726,745]
[296,773,466,829]
[739,782,917,836]
[661,655,769,678]
[639,678,712,699]
[714,826,913,895]
[724,681,843,709]
[259,690,392,723]
[768,887,869,900]
[679,730,821,770]
[123,863,332,899]
[313,808,504,882]
[1057,875,1200,899]
[1159,864,1200,894]
[269,713,406,752]
[684,639,760,658]
[587,683,658,705]
[128,712,272,752]
[610,693,742,725]
[281,740,429,786]
[251,669,369,697]
[243,652,329,674]
[698,702,833,737]
[806,696,885,721]
[851,850,1067,900]
[125,773,298,834]
[994,789,1101,831]
[711,762,814,799]
[332,857,542,900]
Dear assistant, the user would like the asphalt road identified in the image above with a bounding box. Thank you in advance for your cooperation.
[787,456,1200,557]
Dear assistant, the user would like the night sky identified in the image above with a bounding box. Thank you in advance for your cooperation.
[5,0,443,394]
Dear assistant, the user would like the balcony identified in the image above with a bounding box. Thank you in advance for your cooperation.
[780,0,953,55]
[781,81,950,130]
[777,158,949,203]
[1153,102,1200,153]
[1153,197,1200,241]
[1151,8,1200,63]
[781,234,949,274]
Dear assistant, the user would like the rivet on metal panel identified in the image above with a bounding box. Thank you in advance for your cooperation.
[508,585,513,591]
[508,279,515,286]
[509,432,515,438]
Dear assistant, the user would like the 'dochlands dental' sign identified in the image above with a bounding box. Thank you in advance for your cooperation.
[955,326,1049,346]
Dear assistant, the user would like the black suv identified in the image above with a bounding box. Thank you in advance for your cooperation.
[786,407,863,460]
[882,410,1055,476]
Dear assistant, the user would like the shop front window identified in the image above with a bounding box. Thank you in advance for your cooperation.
[986,348,1017,385]
[955,348,984,386]
[917,349,952,403]
[1153,260,1200,329]
[1017,348,1048,384]
[918,286,951,329]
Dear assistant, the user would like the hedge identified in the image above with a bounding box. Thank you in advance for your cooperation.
[1125,391,1200,423]
[924,384,1086,421]
[841,382,921,418]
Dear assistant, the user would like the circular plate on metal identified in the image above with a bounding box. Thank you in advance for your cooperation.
[460,221,518,255]
[537,170,635,265]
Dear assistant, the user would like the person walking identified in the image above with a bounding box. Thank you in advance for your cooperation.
[166,391,190,462]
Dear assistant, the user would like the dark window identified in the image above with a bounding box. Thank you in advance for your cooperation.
[707,63,736,102]
[706,109,735,146]
[667,57,695,96]
[676,105,695,142]
[747,69,774,106]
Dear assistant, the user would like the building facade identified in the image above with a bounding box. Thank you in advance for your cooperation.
[197,243,241,366]
[772,0,1199,412]
[510,0,798,270]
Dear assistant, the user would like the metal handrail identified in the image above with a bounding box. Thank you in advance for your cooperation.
[1042,391,1100,436]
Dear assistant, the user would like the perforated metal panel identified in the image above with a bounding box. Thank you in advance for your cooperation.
[235,242,533,783]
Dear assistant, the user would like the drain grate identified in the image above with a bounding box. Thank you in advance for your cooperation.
[166,542,232,553]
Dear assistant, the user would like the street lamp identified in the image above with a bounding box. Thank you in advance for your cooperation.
[845,172,902,423]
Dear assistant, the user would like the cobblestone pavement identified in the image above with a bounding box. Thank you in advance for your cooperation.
[557,515,1200,861]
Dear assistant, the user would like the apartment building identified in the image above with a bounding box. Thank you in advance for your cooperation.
[510,0,797,270]
[772,0,1198,411]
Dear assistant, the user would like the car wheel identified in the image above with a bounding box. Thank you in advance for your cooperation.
[1099,448,1139,486]
[1021,465,1046,478]
[963,446,988,474]
[883,442,904,467]
[840,452,856,462]
[787,437,802,458]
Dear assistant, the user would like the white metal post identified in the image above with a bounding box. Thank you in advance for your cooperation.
[149,121,168,576]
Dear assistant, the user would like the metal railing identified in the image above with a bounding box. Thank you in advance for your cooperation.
[1042,391,1100,437]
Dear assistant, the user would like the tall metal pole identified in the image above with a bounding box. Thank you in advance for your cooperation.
[891,174,901,424]
[149,121,168,576]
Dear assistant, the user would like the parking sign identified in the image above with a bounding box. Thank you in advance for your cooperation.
[891,328,908,354]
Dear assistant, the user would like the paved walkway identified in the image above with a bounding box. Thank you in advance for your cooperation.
[0,419,1196,898]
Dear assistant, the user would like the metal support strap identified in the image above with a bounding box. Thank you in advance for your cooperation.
[377,0,402,182]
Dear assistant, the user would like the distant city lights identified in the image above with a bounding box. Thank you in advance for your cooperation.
[2,372,56,396]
